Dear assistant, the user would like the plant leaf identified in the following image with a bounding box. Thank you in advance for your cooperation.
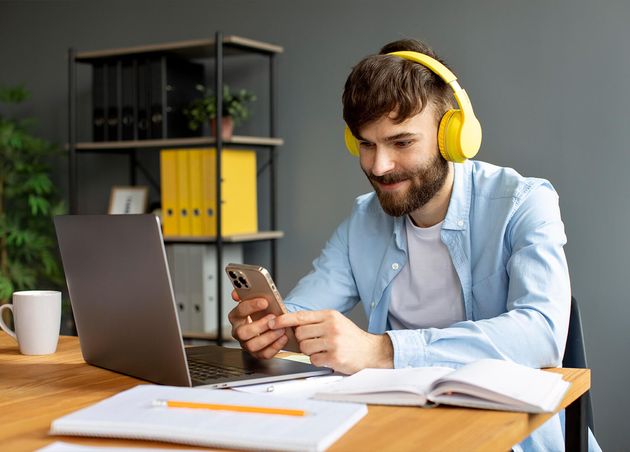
[0,85,29,104]
[28,195,50,215]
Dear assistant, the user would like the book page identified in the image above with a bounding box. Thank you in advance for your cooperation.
[428,359,570,412]
[314,367,454,405]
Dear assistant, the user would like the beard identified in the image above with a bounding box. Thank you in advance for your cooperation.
[365,152,449,217]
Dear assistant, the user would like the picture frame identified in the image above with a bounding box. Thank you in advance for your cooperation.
[108,186,149,215]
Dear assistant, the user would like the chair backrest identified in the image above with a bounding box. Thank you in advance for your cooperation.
[562,296,594,432]
[563,296,588,369]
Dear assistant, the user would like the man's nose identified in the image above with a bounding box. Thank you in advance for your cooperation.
[370,148,396,176]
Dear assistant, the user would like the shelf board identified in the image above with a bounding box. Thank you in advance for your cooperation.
[75,35,283,62]
[164,230,284,243]
[73,135,283,150]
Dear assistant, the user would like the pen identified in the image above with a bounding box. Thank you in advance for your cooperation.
[152,399,307,417]
[266,375,344,393]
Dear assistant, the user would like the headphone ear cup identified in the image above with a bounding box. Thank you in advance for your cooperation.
[344,125,360,156]
[438,109,482,163]
[438,109,466,163]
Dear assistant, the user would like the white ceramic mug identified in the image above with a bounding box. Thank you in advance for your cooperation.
[0,290,61,355]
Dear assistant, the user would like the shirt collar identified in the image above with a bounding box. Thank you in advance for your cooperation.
[442,160,472,231]
[393,215,406,249]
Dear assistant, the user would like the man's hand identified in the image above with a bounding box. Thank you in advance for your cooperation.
[270,309,394,374]
[227,290,288,359]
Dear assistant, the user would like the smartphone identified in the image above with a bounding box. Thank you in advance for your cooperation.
[225,263,300,352]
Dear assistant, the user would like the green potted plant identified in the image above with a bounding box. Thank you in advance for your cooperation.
[0,86,66,321]
[184,84,256,139]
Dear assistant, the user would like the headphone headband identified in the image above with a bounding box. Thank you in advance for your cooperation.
[387,51,474,124]
[387,51,458,83]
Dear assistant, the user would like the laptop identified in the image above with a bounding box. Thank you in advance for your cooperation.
[54,214,332,388]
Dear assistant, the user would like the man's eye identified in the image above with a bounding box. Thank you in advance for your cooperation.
[395,140,413,148]
[359,141,375,148]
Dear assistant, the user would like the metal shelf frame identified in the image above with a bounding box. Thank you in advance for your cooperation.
[67,31,281,345]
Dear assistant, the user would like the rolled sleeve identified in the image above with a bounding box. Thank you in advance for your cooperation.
[386,329,428,368]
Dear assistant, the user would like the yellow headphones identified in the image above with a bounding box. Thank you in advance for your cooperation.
[344,50,482,163]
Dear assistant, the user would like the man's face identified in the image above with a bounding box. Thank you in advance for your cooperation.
[358,107,449,217]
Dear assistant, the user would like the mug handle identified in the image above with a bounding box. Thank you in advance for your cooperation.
[0,304,17,340]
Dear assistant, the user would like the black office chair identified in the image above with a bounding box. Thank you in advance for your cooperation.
[562,296,595,433]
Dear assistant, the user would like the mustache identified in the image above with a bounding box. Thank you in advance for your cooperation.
[368,172,413,185]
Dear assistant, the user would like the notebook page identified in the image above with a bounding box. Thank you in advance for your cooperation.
[38,441,195,451]
[50,384,367,452]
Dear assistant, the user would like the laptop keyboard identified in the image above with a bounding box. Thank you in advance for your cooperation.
[187,358,255,381]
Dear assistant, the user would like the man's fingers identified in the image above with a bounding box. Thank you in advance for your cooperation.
[236,298,268,318]
[270,310,324,329]
[234,314,276,341]
[293,323,323,342]
[308,351,331,369]
[231,289,240,302]
[298,337,327,356]
[228,298,270,344]
[243,328,286,353]
[258,335,289,360]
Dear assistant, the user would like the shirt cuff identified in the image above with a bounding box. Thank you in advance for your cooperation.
[386,329,428,368]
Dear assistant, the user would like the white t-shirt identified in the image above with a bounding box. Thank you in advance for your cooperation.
[388,216,465,330]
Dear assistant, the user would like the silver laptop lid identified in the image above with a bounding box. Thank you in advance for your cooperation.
[54,214,192,386]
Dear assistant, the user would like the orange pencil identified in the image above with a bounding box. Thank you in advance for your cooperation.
[153,399,307,417]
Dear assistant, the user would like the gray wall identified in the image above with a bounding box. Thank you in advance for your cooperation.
[1,0,628,448]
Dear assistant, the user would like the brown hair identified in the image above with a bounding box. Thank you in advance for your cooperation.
[342,39,456,138]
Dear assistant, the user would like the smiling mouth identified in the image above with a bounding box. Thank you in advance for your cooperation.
[376,180,407,191]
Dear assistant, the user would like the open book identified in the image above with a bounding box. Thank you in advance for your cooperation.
[50,385,367,452]
[314,359,570,413]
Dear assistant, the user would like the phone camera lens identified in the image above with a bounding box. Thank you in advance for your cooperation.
[228,271,237,279]
[234,280,242,288]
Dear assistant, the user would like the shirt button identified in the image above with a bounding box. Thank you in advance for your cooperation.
[392,263,400,270]
[371,301,376,309]
[457,220,464,227]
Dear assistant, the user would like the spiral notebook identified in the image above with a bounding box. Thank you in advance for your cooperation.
[49,385,367,452]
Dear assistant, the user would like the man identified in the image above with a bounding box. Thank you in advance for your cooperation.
[228,39,599,451]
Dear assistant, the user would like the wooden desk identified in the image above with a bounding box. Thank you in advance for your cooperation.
[0,334,590,451]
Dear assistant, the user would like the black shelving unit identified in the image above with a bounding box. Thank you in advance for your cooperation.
[67,32,283,345]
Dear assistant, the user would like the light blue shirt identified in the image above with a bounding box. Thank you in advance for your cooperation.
[284,159,600,451]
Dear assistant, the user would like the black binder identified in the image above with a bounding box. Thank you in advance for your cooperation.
[148,56,165,139]
[148,55,204,139]
[92,63,106,141]
[105,60,122,141]
[121,59,137,141]
[136,59,149,140]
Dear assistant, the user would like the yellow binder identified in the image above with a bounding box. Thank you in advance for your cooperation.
[188,149,204,236]
[176,151,191,236]
[201,148,258,237]
[159,150,178,237]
